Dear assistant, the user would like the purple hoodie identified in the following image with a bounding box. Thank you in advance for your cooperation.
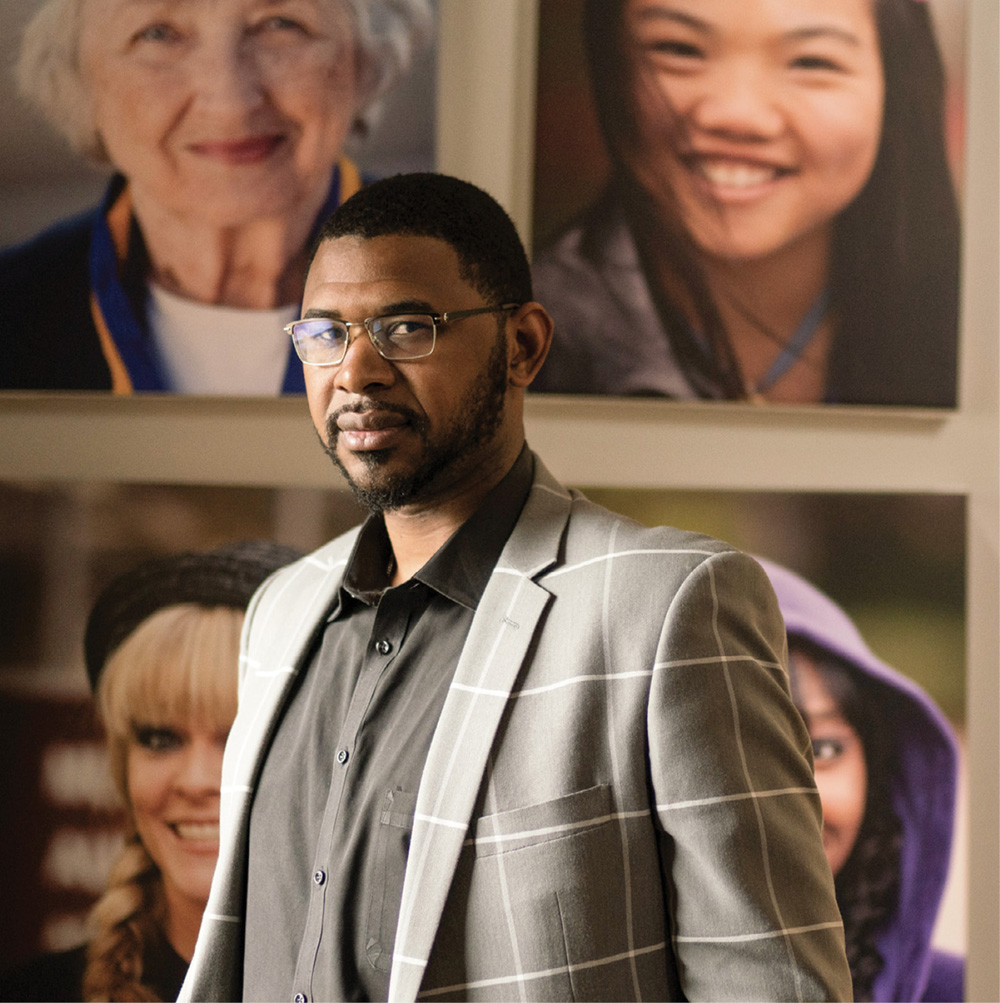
[759,559,963,1003]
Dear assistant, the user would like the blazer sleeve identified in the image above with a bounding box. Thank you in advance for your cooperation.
[648,550,853,1002]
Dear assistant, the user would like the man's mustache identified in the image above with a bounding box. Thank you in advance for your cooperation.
[325,399,424,441]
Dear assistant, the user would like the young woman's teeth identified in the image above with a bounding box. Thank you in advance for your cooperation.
[700,160,777,188]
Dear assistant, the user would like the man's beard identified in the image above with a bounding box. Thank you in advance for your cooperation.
[321,329,509,514]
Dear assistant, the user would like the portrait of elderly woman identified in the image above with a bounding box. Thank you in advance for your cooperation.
[0,0,433,394]
[531,0,963,407]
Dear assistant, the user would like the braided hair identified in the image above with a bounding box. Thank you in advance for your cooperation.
[82,834,165,1002]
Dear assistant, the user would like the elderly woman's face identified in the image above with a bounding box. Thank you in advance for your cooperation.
[79,0,359,227]
[623,0,885,264]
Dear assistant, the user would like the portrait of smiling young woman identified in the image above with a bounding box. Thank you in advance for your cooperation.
[531,0,962,407]
[0,0,433,394]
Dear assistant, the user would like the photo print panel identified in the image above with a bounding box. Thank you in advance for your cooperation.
[581,484,967,1003]
[0,0,438,394]
[0,478,365,974]
[531,0,966,408]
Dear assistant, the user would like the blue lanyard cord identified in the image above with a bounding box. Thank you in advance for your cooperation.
[754,289,830,394]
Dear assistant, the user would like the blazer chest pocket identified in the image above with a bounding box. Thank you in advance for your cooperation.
[429,784,646,999]
[470,784,614,858]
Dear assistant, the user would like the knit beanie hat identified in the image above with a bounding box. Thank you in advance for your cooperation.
[83,540,301,691]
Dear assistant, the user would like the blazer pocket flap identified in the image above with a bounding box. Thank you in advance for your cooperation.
[469,784,613,857]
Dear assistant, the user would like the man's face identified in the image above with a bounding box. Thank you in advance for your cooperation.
[301,234,514,512]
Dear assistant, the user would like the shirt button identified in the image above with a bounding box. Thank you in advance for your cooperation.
[294,994,308,1003]
[336,749,349,765]
[313,869,326,886]
[375,638,393,655]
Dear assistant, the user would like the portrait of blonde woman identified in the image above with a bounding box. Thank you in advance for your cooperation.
[0,542,300,1002]
[1,0,432,394]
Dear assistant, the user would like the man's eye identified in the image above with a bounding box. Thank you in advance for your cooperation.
[316,325,345,345]
[811,737,845,763]
[133,726,185,752]
[385,318,433,338]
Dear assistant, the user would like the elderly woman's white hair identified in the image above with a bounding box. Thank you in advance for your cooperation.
[16,0,434,163]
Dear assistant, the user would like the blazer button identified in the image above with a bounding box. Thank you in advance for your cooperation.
[375,638,393,655]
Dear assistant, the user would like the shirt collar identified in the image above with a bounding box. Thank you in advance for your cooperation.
[340,445,534,611]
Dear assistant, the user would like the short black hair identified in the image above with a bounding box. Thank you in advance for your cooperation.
[311,172,533,305]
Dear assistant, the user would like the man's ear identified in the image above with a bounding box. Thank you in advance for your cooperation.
[507,302,554,387]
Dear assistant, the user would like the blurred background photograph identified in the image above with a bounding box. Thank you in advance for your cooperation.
[0,0,438,394]
[531,0,965,407]
[0,480,966,1002]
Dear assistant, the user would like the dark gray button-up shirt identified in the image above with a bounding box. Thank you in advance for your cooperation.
[243,448,533,1002]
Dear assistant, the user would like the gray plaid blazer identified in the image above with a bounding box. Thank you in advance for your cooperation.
[180,456,851,1002]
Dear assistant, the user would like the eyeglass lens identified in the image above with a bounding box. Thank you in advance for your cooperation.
[290,314,437,364]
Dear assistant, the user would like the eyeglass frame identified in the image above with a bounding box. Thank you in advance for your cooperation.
[285,303,522,366]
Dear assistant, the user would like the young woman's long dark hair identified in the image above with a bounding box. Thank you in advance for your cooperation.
[581,0,961,406]
[788,643,903,1002]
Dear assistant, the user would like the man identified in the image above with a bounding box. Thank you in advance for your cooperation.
[181,173,851,1002]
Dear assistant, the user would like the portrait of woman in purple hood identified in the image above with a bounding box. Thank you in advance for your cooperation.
[760,558,963,1003]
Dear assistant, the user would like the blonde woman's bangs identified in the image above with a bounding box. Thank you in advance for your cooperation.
[98,603,241,742]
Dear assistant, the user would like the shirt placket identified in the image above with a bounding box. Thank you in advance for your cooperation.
[291,590,411,1003]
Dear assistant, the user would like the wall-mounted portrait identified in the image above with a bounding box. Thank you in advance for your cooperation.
[0,0,438,396]
[0,478,365,999]
[531,0,965,408]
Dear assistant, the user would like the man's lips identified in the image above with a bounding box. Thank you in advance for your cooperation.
[188,135,285,165]
[333,408,412,451]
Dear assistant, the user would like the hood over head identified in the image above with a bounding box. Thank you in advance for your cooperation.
[758,558,960,1003]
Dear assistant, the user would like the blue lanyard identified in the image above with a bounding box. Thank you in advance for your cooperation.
[755,290,829,394]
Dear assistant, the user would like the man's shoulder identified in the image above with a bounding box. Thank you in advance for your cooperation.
[564,490,736,561]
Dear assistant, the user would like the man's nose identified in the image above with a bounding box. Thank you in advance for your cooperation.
[333,326,398,395]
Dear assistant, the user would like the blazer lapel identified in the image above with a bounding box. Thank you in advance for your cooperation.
[388,458,572,1002]
[225,541,356,794]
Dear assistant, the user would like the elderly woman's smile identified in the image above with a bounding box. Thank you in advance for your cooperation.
[79,0,360,229]
[5,0,431,393]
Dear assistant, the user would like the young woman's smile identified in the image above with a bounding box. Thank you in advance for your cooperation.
[625,0,885,263]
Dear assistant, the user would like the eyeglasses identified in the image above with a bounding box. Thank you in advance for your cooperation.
[285,304,521,366]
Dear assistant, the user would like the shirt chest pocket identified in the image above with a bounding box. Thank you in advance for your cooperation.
[365,788,419,974]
